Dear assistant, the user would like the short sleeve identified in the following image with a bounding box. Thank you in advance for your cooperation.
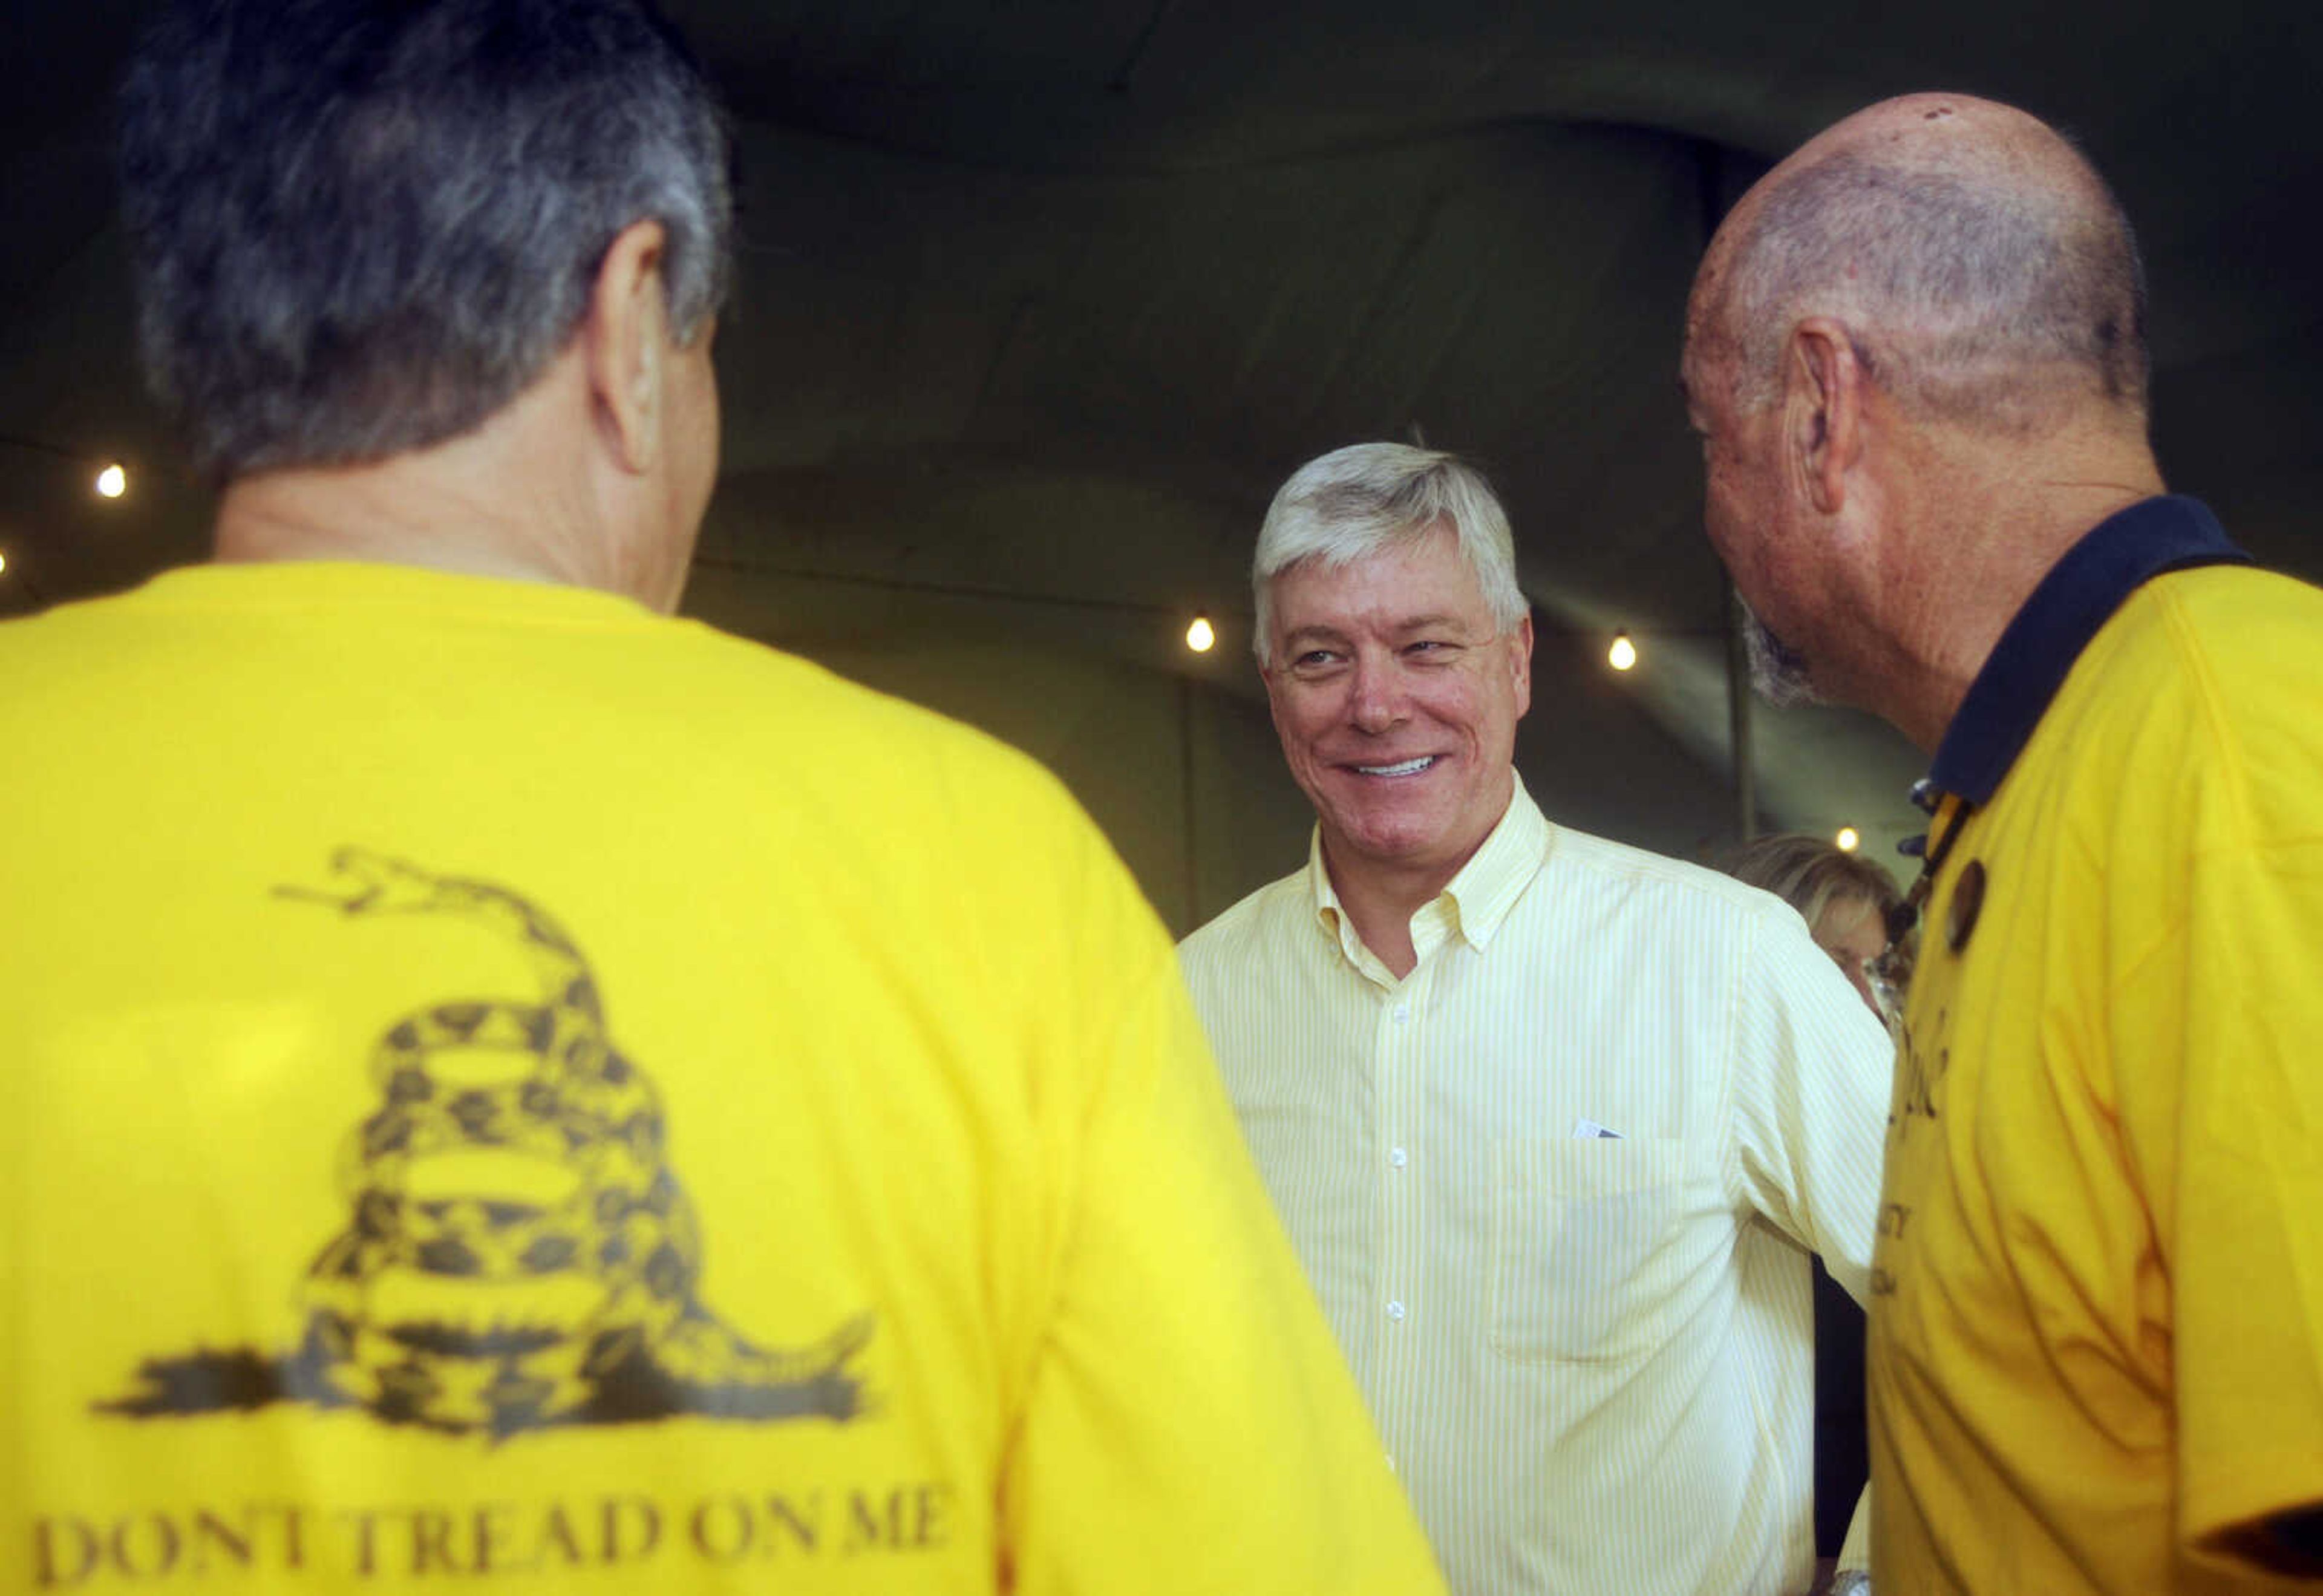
[2132,832,2323,1566]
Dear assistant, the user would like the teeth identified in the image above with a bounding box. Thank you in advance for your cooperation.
[1356,757,1435,776]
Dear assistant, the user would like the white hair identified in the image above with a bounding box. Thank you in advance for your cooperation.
[1252,442,1527,664]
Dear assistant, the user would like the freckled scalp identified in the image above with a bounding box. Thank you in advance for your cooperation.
[1703,94,2149,433]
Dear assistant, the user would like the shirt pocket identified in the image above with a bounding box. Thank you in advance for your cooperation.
[1488,1136,1692,1365]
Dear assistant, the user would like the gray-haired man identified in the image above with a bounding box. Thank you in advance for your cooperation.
[0,7,1445,1591]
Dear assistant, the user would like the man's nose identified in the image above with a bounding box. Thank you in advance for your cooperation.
[1347,654,1409,733]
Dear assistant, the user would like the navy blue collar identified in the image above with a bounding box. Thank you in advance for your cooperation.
[1924,495,2250,804]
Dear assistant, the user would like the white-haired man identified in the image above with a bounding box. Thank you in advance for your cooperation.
[1685,92,2323,1592]
[1179,442,1896,1596]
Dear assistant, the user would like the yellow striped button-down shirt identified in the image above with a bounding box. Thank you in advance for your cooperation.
[1180,780,1890,1596]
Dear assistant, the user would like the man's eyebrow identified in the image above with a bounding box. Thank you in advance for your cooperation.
[1281,613,1480,648]
[1280,623,1350,649]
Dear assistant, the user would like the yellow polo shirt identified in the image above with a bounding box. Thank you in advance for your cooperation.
[1181,779,1893,1595]
[0,560,1446,1595]
[1871,498,2323,1591]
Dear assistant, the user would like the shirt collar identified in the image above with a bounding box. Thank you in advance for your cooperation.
[1926,495,2249,804]
[1307,771,1551,955]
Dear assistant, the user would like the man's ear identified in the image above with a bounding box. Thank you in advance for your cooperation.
[1783,317,1867,516]
[581,218,674,477]
[1509,611,1534,718]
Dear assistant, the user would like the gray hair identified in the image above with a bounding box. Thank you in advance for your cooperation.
[1252,443,1527,665]
[1719,146,2147,430]
[118,0,734,482]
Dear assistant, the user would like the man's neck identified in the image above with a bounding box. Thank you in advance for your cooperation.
[216,465,603,592]
[1863,424,2165,751]
[1330,877,1425,981]
[210,362,682,610]
[1323,827,1499,983]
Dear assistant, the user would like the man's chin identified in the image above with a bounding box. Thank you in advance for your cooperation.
[1321,812,1444,871]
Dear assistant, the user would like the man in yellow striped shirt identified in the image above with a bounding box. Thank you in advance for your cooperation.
[1179,442,1895,1596]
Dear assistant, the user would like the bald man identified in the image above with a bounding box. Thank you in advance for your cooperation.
[1682,94,2323,1592]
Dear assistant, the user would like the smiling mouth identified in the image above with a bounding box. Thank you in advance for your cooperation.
[1348,756,1440,777]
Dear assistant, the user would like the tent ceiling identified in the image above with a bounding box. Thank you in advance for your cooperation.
[5,0,2319,863]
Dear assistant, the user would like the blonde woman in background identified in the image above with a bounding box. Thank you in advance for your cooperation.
[1727,834,1912,1024]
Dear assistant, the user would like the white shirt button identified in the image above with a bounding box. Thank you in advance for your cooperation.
[1385,1454,1397,1474]
[1391,1006,1410,1024]
[1389,1146,1408,1168]
[1385,1300,1407,1321]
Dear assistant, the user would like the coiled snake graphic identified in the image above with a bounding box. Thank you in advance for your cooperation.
[102,849,872,1437]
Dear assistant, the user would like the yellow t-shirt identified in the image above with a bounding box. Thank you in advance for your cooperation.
[1871,543,2323,1591]
[0,560,1446,1595]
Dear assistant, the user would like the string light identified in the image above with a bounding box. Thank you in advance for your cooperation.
[1185,614,1215,653]
[95,462,128,500]
[1607,630,1638,672]
[1835,826,1861,852]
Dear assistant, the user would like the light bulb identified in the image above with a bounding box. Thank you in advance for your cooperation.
[1835,826,1861,852]
[1607,630,1638,672]
[0,549,8,576]
[1186,615,1216,653]
[95,463,128,500]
